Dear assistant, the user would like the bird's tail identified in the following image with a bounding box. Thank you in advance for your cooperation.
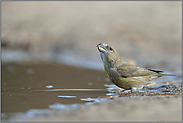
[158,74,176,77]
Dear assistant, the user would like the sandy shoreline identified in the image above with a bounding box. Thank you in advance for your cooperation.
[8,95,182,122]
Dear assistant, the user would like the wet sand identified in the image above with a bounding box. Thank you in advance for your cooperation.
[13,95,181,122]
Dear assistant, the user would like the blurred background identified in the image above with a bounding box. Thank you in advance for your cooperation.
[2,1,181,71]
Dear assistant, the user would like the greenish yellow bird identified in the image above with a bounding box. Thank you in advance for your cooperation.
[97,43,175,92]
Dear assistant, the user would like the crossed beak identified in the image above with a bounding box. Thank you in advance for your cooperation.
[97,43,107,53]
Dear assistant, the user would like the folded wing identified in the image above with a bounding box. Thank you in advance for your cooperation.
[117,64,160,78]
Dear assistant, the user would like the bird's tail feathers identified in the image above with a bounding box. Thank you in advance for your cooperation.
[158,74,176,77]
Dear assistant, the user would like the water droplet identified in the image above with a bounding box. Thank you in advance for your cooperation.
[88,83,93,85]
[46,85,53,89]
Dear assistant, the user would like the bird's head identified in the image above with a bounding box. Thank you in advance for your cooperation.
[97,43,124,67]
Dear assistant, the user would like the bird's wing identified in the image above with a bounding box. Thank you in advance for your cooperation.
[117,64,158,77]
[147,68,163,73]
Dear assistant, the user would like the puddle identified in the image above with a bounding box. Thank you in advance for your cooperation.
[58,95,77,98]
[1,62,181,121]
[1,62,110,114]
[44,88,104,92]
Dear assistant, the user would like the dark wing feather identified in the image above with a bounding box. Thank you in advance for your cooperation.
[147,68,164,73]
[117,64,157,78]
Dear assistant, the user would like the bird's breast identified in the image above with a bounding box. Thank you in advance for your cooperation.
[103,63,119,84]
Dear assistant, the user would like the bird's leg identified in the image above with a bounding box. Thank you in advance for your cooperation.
[118,89,131,94]
[131,86,144,93]
[131,87,138,92]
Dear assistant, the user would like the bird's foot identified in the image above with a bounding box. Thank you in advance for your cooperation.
[118,89,131,94]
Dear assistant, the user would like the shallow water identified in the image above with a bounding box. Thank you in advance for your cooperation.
[1,62,110,114]
[2,61,181,116]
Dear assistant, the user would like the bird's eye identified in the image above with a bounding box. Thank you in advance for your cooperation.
[109,47,113,51]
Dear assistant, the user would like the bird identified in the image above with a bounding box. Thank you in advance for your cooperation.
[97,43,175,92]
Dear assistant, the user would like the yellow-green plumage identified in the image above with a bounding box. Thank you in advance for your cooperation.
[97,43,175,92]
